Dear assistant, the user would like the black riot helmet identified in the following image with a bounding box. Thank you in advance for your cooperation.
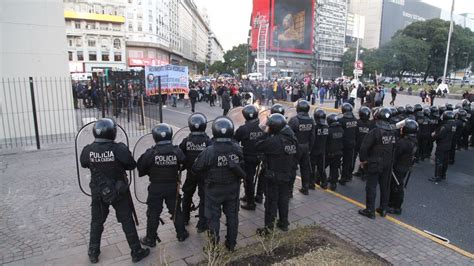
[416,111,425,119]
[313,109,327,124]
[414,104,423,113]
[396,106,406,115]
[389,107,398,117]
[93,118,117,141]
[296,100,311,113]
[270,103,285,115]
[397,106,405,115]
[212,116,234,138]
[188,113,207,132]
[402,119,419,137]
[429,106,439,115]
[438,105,447,114]
[327,113,339,125]
[152,123,173,143]
[242,104,259,121]
[341,103,353,114]
[461,99,469,107]
[359,106,371,121]
[266,113,287,134]
[443,110,455,121]
[457,109,468,121]
[445,103,454,111]
[377,107,392,122]
[423,107,431,117]
[455,103,462,110]
[405,104,415,114]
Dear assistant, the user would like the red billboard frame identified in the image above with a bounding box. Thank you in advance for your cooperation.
[250,0,271,51]
[269,0,314,54]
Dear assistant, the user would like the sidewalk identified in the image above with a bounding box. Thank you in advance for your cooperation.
[0,147,472,265]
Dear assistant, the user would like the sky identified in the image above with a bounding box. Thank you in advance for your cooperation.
[197,0,474,52]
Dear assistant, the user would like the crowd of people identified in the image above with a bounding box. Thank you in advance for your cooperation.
[79,87,473,263]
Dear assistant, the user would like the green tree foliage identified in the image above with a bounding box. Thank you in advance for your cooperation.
[222,43,251,75]
[342,18,474,81]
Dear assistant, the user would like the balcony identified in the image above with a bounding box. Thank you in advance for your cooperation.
[64,10,125,23]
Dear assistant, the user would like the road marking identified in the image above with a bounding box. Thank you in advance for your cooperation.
[294,175,474,259]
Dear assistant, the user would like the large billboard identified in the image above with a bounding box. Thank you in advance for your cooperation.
[250,0,314,54]
[270,0,314,54]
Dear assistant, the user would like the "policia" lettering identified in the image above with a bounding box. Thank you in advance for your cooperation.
[249,131,264,140]
[155,155,177,165]
[217,154,239,166]
[299,124,313,131]
[186,142,207,151]
[90,151,115,163]
[345,121,357,128]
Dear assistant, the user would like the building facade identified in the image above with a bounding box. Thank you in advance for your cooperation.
[63,0,223,75]
[314,0,347,79]
[64,0,127,72]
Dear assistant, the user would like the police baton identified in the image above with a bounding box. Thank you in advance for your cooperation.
[391,171,400,186]
[172,169,183,223]
[404,169,412,189]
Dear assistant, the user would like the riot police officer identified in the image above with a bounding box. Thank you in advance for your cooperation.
[192,117,244,251]
[353,106,373,178]
[429,111,456,183]
[406,104,416,120]
[445,103,454,111]
[416,109,431,161]
[450,109,466,163]
[288,100,314,195]
[310,109,329,189]
[396,106,407,121]
[325,114,344,191]
[235,105,264,210]
[358,108,396,219]
[339,103,358,185]
[270,103,285,115]
[137,124,189,246]
[456,108,470,150]
[389,119,418,215]
[428,106,440,156]
[256,114,298,234]
[179,113,213,232]
[80,118,149,263]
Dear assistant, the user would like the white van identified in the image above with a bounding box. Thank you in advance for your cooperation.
[247,73,263,81]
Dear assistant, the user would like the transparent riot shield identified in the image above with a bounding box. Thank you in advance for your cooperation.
[227,106,245,129]
[258,108,271,130]
[74,121,129,197]
[131,132,154,204]
[286,107,298,120]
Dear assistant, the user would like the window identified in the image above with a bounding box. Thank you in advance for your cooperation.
[89,52,97,61]
[75,22,81,29]
[100,23,108,31]
[68,51,73,61]
[87,23,96,30]
[128,23,133,31]
[137,22,142,31]
[77,51,84,61]
[68,39,73,47]
[137,12,143,19]
[128,0,132,3]
[102,53,109,61]
[113,39,121,49]
[114,52,122,62]
[101,38,109,48]
[148,24,152,32]
[76,38,83,47]
[88,39,96,47]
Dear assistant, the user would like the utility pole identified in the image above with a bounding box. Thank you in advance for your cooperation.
[442,0,455,85]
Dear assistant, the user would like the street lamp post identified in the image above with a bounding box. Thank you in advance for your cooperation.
[442,0,455,85]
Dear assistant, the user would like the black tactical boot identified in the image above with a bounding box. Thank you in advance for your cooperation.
[241,202,256,210]
[329,183,337,191]
[225,240,236,252]
[277,221,289,232]
[177,230,189,242]
[88,250,100,264]
[131,248,150,263]
[320,182,329,190]
[376,208,387,217]
[387,207,402,215]
[299,188,309,195]
[358,209,375,219]
[428,177,441,183]
[308,183,316,190]
[140,236,156,247]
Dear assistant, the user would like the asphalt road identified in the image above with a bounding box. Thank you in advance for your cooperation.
[142,94,473,253]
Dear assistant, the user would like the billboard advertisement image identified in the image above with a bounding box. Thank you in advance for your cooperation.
[250,0,271,51]
[271,0,314,54]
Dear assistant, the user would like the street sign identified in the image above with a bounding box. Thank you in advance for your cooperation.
[353,69,363,75]
[354,60,364,70]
